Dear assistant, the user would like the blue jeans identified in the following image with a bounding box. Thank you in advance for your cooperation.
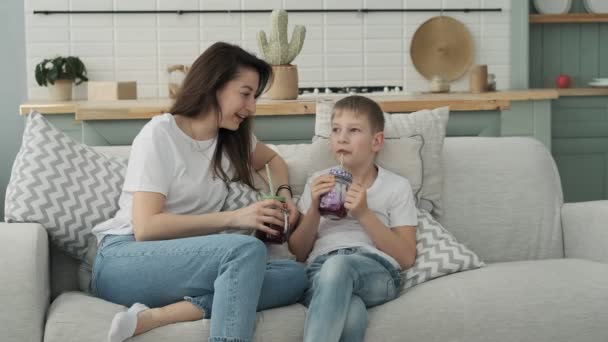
[91,234,307,342]
[300,247,402,342]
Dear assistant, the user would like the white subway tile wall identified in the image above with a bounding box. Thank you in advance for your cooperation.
[25,0,511,99]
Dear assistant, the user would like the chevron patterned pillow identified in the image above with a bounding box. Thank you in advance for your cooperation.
[221,181,261,212]
[402,209,485,290]
[4,112,127,261]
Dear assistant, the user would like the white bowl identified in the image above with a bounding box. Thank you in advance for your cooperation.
[584,0,608,13]
[533,0,572,14]
[589,81,608,87]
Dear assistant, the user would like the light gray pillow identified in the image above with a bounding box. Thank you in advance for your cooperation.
[384,108,449,216]
[267,143,313,197]
[314,100,449,216]
[4,112,127,261]
[402,209,485,290]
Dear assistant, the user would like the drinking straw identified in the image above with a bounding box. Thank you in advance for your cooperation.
[265,163,274,196]
[340,153,344,168]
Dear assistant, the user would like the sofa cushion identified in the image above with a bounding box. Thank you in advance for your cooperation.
[383,108,449,216]
[403,209,484,289]
[369,259,608,342]
[307,136,424,199]
[314,100,449,215]
[267,143,312,197]
[4,112,127,261]
[439,137,564,263]
[46,259,608,342]
[44,292,306,342]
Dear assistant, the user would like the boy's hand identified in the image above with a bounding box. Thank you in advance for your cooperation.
[345,182,370,219]
[310,174,336,208]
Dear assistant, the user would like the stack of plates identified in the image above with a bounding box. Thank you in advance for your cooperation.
[533,0,572,14]
[588,78,608,87]
[584,0,608,13]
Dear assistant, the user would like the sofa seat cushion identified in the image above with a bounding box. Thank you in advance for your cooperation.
[367,258,608,342]
[44,292,307,342]
[44,259,608,342]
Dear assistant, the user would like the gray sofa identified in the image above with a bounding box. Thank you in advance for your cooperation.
[3,137,608,342]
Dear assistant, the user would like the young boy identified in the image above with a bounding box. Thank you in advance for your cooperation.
[289,95,418,342]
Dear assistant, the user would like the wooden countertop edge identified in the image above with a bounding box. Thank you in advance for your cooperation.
[72,99,511,120]
[20,89,564,120]
[556,88,608,97]
[20,102,78,115]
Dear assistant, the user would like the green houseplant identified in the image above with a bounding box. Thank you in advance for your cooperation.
[257,9,306,100]
[35,56,88,101]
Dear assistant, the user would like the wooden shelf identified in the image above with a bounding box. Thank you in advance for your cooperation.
[21,90,562,120]
[556,87,608,96]
[530,13,608,24]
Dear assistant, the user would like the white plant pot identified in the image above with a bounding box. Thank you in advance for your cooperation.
[533,0,572,14]
[48,79,73,101]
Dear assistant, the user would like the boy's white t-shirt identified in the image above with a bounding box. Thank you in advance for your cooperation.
[92,113,257,242]
[297,166,418,269]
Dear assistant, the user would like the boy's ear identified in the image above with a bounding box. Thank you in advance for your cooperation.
[371,131,385,152]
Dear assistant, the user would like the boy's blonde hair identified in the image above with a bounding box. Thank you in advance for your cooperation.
[331,95,385,133]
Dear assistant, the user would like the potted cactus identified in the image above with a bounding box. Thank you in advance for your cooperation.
[257,10,306,100]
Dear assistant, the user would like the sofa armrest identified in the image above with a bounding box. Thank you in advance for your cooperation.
[562,201,608,263]
[0,223,50,342]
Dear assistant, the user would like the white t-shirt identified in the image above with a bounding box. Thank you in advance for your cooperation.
[92,113,257,242]
[297,166,418,269]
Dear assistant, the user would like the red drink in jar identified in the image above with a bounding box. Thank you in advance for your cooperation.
[254,194,288,244]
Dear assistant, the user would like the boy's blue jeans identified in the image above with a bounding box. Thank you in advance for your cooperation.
[301,247,403,342]
[91,234,307,342]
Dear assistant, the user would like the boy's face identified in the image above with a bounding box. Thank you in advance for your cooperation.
[330,110,384,169]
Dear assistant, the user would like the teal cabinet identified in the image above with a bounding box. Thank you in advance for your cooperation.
[77,107,546,147]
[552,97,608,202]
[81,111,501,146]
[40,101,551,148]
[35,114,82,143]
[529,1,608,202]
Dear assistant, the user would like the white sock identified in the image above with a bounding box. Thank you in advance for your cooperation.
[108,303,149,342]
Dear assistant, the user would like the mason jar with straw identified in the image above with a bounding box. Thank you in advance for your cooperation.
[318,154,352,220]
[254,164,289,243]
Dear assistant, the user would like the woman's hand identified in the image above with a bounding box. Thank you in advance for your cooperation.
[228,199,286,235]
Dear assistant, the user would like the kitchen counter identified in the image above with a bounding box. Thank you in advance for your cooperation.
[20,89,559,121]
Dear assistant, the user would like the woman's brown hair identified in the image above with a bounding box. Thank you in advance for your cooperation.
[169,42,272,188]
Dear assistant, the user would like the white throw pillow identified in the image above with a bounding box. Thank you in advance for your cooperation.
[307,137,423,199]
[4,112,127,261]
[267,143,312,197]
[315,100,449,216]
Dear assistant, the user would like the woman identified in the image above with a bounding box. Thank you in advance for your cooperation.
[91,42,307,342]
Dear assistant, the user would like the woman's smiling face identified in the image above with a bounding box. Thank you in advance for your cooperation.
[216,67,259,131]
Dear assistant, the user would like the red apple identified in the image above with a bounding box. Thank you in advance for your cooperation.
[556,74,571,88]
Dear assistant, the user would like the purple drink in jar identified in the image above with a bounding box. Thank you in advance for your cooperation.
[319,166,352,219]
